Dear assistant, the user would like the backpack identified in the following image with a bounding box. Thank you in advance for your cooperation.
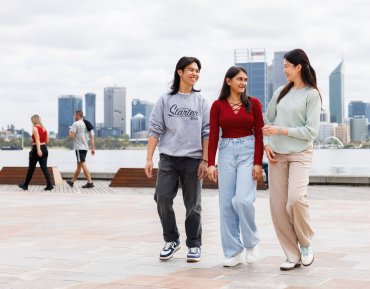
[83,119,94,132]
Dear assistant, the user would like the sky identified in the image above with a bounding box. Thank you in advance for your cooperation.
[1,0,369,134]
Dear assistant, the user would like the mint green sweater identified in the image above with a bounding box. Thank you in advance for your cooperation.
[264,86,321,154]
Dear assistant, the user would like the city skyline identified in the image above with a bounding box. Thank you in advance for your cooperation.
[1,0,370,132]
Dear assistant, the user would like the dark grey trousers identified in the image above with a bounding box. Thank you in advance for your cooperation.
[154,154,202,248]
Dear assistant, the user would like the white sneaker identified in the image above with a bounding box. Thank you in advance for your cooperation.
[246,244,259,264]
[280,260,301,271]
[300,245,314,266]
[223,251,243,267]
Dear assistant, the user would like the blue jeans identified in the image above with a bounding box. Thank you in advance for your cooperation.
[218,136,259,257]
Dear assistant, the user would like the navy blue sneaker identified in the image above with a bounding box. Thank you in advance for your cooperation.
[187,247,201,262]
[159,240,180,260]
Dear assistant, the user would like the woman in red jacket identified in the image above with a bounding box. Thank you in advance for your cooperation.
[19,115,54,191]
[208,66,264,267]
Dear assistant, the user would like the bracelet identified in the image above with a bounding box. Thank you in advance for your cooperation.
[202,159,208,162]
[278,127,283,135]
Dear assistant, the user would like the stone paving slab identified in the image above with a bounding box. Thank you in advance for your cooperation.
[0,182,369,289]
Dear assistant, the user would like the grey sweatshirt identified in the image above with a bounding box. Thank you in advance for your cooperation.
[149,91,210,159]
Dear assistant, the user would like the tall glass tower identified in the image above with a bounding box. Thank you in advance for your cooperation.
[58,95,82,139]
[348,101,366,118]
[104,87,126,135]
[329,61,344,124]
[85,93,96,128]
[235,48,267,112]
[272,51,288,92]
[267,51,288,105]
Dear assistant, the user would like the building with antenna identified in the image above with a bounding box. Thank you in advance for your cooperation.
[234,48,268,112]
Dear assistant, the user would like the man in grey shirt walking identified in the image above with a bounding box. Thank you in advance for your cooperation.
[145,57,210,262]
[67,110,95,188]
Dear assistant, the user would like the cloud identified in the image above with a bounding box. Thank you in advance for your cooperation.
[0,0,369,133]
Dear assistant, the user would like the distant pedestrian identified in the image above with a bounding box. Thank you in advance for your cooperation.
[263,49,321,271]
[19,115,54,191]
[145,56,210,262]
[208,66,264,267]
[66,111,95,188]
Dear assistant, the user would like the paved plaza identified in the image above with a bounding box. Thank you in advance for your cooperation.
[0,182,369,289]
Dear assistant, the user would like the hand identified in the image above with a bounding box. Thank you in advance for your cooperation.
[197,160,208,180]
[252,164,262,180]
[145,159,154,178]
[265,145,278,163]
[37,150,43,157]
[91,149,95,156]
[207,165,218,183]
[262,125,279,136]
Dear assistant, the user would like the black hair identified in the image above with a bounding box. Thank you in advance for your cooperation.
[170,56,201,95]
[277,49,322,104]
[218,66,251,112]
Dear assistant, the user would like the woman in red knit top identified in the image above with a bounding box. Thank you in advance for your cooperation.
[208,66,264,267]
[19,115,54,191]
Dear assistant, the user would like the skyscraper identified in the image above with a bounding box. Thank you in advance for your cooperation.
[131,113,146,138]
[104,86,126,135]
[320,109,329,122]
[235,48,267,112]
[348,101,366,118]
[131,98,154,130]
[58,95,82,139]
[266,51,288,105]
[350,116,368,142]
[366,103,370,122]
[266,64,274,105]
[85,93,96,128]
[271,51,288,92]
[329,61,344,124]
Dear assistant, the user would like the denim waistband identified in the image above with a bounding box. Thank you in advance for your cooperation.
[220,135,255,143]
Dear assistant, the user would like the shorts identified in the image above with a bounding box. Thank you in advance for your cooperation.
[75,150,87,163]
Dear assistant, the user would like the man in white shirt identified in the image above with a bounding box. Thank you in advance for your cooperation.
[67,110,95,188]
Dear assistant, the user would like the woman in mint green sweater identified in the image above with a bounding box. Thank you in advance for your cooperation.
[262,49,321,271]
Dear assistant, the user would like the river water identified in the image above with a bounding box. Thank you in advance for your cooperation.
[0,149,369,176]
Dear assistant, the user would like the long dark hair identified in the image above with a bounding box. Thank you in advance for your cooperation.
[218,66,251,112]
[277,49,322,103]
[170,56,201,95]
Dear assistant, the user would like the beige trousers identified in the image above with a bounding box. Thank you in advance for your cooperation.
[269,147,314,263]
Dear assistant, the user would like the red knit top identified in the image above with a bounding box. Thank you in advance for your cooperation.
[32,126,47,144]
[208,98,264,166]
